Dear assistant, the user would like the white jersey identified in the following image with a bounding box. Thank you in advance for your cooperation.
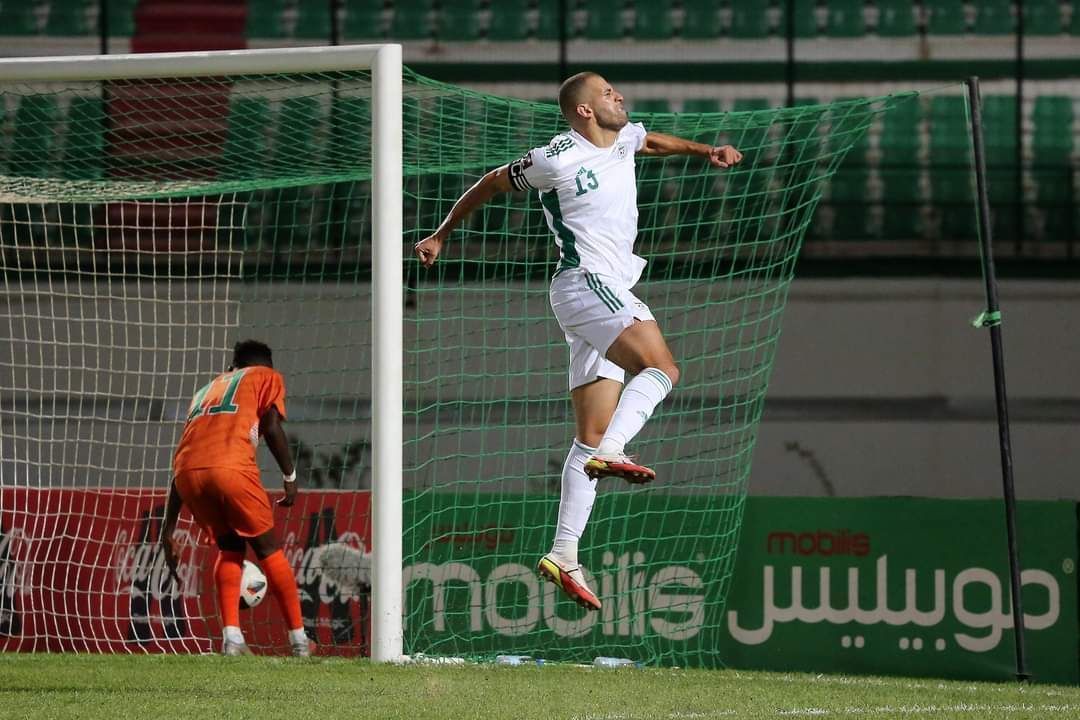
[507,122,649,288]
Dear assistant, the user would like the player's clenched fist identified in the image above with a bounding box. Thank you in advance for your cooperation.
[709,145,743,169]
[415,234,444,268]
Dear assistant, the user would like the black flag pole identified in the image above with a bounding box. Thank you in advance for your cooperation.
[965,75,1030,682]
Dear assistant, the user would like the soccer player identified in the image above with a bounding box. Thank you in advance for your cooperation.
[161,339,309,657]
[414,73,743,611]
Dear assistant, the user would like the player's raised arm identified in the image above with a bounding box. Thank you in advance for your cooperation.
[259,406,297,507]
[414,164,515,268]
[640,131,743,169]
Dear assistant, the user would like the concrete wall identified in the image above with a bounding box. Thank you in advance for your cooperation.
[2,276,1076,499]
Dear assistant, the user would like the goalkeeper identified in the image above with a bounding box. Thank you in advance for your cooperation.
[161,340,309,656]
[415,73,742,611]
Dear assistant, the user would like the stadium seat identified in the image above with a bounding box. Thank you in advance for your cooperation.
[1072,0,1080,34]
[221,97,270,179]
[583,0,625,40]
[928,97,975,238]
[246,0,287,38]
[826,0,865,37]
[790,1,819,38]
[342,2,384,40]
[680,0,721,39]
[62,96,106,180]
[0,2,40,34]
[10,96,59,176]
[830,167,871,239]
[973,0,1014,35]
[437,0,481,41]
[925,0,967,34]
[1022,0,1064,34]
[272,96,322,173]
[45,0,93,36]
[330,96,371,171]
[294,1,333,39]
[879,96,922,161]
[632,0,674,40]
[875,0,918,36]
[981,95,1018,160]
[390,0,432,40]
[104,0,137,36]
[682,99,721,114]
[533,3,565,40]
[730,98,772,153]
[633,99,671,115]
[727,0,770,38]
[487,0,529,40]
[1032,96,1075,166]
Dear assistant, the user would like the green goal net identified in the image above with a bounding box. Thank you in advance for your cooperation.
[0,61,914,662]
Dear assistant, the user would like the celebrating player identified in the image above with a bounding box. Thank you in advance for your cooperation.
[415,73,742,611]
[161,339,309,656]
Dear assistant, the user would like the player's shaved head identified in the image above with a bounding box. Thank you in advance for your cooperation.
[232,339,273,369]
[558,71,602,123]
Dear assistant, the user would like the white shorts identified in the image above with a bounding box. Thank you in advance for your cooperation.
[549,268,655,391]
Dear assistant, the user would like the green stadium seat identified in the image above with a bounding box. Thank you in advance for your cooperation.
[343,2,384,40]
[727,0,770,38]
[583,0,624,40]
[880,97,922,161]
[826,0,865,37]
[730,98,772,153]
[10,96,59,176]
[632,0,674,40]
[246,0,287,38]
[981,95,1018,160]
[0,2,40,34]
[682,99,721,114]
[534,3,564,40]
[1073,0,1080,34]
[875,0,918,36]
[790,1,818,38]
[294,1,332,39]
[390,0,432,40]
[437,0,481,41]
[487,0,529,40]
[632,98,671,115]
[330,96,371,172]
[925,0,966,34]
[272,96,322,173]
[104,0,137,36]
[62,96,105,180]
[221,97,270,179]
[1022,0,1064,34]
[830,171,871,239]
[973,0,1014,35]
[1032,96,1075,166]
[46,0,93,36]
[680,0,720,38]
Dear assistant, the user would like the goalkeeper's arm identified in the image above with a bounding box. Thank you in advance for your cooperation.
[259,406,297,507]
[640,132,743,169]
[414,165,514,268]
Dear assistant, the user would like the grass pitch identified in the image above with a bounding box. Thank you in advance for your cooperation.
[2,655,1079,720]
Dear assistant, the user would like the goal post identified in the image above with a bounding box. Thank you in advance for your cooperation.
[0,44,403,660]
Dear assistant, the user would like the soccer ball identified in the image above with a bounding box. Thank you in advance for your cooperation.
[239,560,268,610]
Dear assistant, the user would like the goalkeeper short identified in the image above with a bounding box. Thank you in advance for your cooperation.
[549,268,654,391]
[174,467,274,540]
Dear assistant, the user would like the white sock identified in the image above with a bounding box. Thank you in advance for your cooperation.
[550,439,597,567]
[596,368,673,456]
[288,628,307,645]
[223,626,245,645]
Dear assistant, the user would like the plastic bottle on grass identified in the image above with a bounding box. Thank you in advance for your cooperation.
[593,656,639,668]
[495,655,532,666]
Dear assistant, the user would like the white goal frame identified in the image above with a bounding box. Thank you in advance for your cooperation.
[0,45,404,662]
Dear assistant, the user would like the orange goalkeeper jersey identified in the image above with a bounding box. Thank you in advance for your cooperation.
[173,365,286,474]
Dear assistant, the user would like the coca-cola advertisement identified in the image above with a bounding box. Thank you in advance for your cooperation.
[0,488,371,656]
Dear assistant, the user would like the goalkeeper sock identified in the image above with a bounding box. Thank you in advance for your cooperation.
[262,549,304,631]
[215,550,245,630]
[596,368,673,456]
[550,439,597,567]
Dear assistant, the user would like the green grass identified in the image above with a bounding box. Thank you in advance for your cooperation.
[1,655,1079,719]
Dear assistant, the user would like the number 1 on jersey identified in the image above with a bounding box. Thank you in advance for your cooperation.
[186,368,248,422]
